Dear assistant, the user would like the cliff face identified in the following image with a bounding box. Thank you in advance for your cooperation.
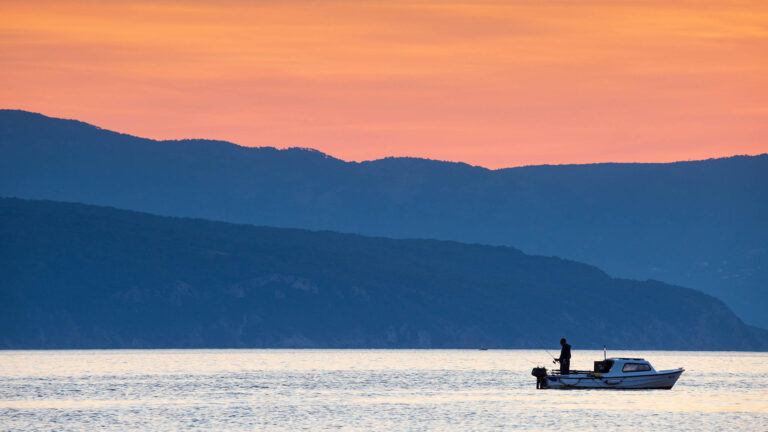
[2,198,765,350]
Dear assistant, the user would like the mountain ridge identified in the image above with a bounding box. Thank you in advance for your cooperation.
[2,197,766,350]
[3,108,762,170]
[1,109,766,327]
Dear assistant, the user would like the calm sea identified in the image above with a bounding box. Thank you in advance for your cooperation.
[1,350,766,431]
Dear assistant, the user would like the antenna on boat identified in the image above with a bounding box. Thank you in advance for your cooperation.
[603,345,607,360]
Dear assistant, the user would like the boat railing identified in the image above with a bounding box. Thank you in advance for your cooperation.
[553,369,598,376]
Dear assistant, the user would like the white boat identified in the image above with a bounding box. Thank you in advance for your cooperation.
[531,357,684,390]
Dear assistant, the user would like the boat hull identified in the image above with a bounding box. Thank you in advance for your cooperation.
[543,369,684,390]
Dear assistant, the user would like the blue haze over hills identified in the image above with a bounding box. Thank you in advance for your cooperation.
[2,197,766,350]
[0,109,766,330]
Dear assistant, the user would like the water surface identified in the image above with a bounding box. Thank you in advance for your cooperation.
[1,350,766,431]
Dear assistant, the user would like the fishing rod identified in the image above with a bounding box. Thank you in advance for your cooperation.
[545,349,559,364]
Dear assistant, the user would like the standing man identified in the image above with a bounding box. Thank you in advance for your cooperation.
[557,338,571,374]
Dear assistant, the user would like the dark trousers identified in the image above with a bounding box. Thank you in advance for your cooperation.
[560,359,570,375]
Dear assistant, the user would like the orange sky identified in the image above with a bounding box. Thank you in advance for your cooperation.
[1,0,766,168]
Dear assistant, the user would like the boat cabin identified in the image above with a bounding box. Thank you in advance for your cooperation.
[593,358,656,376]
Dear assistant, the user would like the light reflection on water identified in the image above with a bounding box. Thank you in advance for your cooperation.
[1,350,766,431]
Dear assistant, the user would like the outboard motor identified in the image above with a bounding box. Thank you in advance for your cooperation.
[531,367,548,389]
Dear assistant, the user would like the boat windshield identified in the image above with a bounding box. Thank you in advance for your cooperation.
[622,362,651,372]
[594,360,614,373]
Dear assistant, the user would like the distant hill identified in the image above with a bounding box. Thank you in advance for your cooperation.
[1,109,766,327]
[1,198,766,350]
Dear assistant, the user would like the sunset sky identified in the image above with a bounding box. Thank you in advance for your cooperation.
[1,0,766,168]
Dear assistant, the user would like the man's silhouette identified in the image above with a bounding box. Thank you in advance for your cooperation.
[556,338,571,374]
